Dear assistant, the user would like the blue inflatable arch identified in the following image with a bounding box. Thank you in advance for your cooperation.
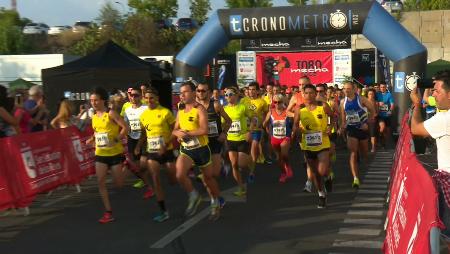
[174,0,426,129]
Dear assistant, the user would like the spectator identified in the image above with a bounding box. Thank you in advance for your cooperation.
[13,92,31,134]
[212,88,220,101]
[410,70,450,251]
[25,85,48,132]
[0,85,19,137]
[51,99,76,129]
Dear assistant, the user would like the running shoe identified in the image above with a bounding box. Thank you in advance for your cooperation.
[133,179,145,188]
[285,166,293,179]
[279,173,287,183]
[218,196,226,209]
[143,188,154,199]
[329,171,335,180]
[233,189,246,197]
[247,173,255,184]
[196,173,204,182]
[303,180,312,193]
[317,196,327,209]
[153,211,169,222]
[185,194,202,217]
[265,157,273,165]
[98,212,115,224]
[324,177,333,193]
[352,178,360,189]
[208,204,220,221]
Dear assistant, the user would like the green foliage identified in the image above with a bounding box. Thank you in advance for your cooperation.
[287,0,308,6]
[226,0,273,8]
[221,40,241,55]
[96,1,123,27]
[69,27,104,56]
[128,0,178,20]
[0,8,32,54]
[189,0,211,25]
[404,0,450,11]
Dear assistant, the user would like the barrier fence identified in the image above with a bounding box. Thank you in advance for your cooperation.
[0,126,95,211]
[383,114,444,254]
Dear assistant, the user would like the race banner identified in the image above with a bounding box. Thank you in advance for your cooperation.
[256,51,333,86]
[352,49,375,85]
[333,48,352,85]
[241,35,351,51]
[0,141,15,210]
[236,51,257,88]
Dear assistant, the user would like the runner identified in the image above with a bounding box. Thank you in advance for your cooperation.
[196,82,231,208]
[123,86,154,199]
[263,83,274,105]
[223,86,254,197]
[339,81,376,188]
[366,88,379,153]
[173,81,221,220]
[263,93,294,183]
[322,84,339,189]
[244,82,268,182]
[137,87,177,222]
[376,82,394,148]
[293,84,335,208]
[87,87,128,223]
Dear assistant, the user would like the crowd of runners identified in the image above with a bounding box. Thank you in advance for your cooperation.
[83,76,396,224]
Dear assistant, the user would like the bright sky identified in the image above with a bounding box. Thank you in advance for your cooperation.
[0,0,289,26]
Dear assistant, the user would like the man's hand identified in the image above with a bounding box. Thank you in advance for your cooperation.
[410,88,421,106]
[217,132,227,143]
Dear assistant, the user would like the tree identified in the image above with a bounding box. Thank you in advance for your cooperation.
[287,0,307,6]
[0,8,32,54]
[403,0,450,11]
[226,0,272,8]
[128,0,178,20]
[189,0,211,25]
[96,1,123,28]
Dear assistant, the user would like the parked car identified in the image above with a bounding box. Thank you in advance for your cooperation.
[381,0,403,12]
[48,26,71,35]
[175,18,198,31]
[155,19,173,30]
[72,21,92,33]
[22,23,49,35]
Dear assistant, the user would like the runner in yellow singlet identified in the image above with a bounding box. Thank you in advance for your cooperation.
[88,87,128,224]
[293,84,335,209]
[173,81,221,221]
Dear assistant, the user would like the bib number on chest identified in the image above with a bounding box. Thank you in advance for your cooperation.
[147,137,164,152]
[305,132,322,146]
[346,112,361,124]
[228,121,242,134]
[379,104,389,112]
[272,120,286,138]
[129,119,141,131]
[208,121,219,136]
[95,133,110,147]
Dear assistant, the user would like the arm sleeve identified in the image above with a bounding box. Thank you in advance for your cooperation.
[389,94,394,104]
[424,113,447,139]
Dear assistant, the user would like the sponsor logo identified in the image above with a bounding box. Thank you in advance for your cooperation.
[260,41,290,47]
[405,72,420,91]
[21,147,37,179]
[317,39,347,46]
[230,15,243,35]
[394,72,405,93]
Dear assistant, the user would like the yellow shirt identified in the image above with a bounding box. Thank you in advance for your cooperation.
[224,103,251,141]
[178,106,209,149]
[244,97,268,130]
[263,94,272,105]
[299,103,330,151]
[140,105,175,153]
[92,111,124,156]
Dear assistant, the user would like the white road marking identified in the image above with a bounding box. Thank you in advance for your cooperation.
[332,240,383,248]
[41,195,72,207]
[363,179,388,184]
[343,218,383,225]
[364,175,388,179]
[358,189,386,194]
[361,184,387,189]
[347,210,383,216]
[354,196,384,202]
[338,227,381,236]
[351,202,383,208]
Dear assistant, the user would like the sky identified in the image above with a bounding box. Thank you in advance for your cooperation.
[0,0,289,26]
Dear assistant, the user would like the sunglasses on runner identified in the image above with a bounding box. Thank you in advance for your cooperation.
[196,89,207,93]
[317,89,325,93]
[273,101,281,104]
[225,92,235,97]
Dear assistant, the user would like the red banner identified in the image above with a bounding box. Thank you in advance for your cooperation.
[256,51,333,87]
[0,143,15,210]
[383,117,444,254]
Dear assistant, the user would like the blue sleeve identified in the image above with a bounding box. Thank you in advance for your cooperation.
[388,94,394,104]
[375,93,381,102]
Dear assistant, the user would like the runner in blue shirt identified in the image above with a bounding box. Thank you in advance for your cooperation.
[375,83,394,148]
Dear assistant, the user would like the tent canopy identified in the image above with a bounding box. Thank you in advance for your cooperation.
[42,40,172,114]
[8,78,35,91]
[426,59,450,78]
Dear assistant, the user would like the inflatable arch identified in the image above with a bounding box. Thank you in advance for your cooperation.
[174,1,426,129]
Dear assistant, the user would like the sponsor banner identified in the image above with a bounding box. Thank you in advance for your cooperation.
[383,116,443,254]
[377,49,391,87]
[205,55,237,90]
[0,142,15,210]
[237,51,257,88]
[333,48,352,85]
[256,51,333,86]
[352,49,375,85]
[218,2,371,39]
[241,35,351,51]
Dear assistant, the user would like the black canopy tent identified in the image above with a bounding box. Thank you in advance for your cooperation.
[42,40,172,114]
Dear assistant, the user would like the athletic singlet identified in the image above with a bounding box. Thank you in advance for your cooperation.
[270,109,293,139]
[206,99,222,138]
[244,97,267,131]
[343,95,368,129]
[325,99,336,134]
[294,92,305,109]
[124,105,148,140]
[224,103,249,142]
[140,105,175,153]
[299,102,330,151]
[92,111,123,156]
[178,106,209,149]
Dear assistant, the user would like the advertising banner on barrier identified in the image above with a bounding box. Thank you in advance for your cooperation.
[0,140,14,210]
[256,51,333,86]
[237,51,257,88]
[241,35,351,51]
[384,123,443,254]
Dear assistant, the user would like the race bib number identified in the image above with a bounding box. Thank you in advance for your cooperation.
[182,137,201,150]
[346,112,361,124]
[379,104,389,112]
[273,120,286,138]
[305,132,322,146]
[95,132,110,147]
[147,136,164,152]
[228,121,242,134]
[129,119,141,131]
[208,121,219,136]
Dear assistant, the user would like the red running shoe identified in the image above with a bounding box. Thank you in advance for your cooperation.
[143,187,154,199]
[279,173,287,183]
[285,165,294,179]
[98,212,114,224]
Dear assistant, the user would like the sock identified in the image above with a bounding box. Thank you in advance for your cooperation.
[158,200,166,212]
[318,191,326,197]
[189,190,198,199]
[354,176,359,181]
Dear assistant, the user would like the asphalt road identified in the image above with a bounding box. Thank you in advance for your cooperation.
[0,144,391,254]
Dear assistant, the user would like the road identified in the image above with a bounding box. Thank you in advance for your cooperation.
[0,145,392,254]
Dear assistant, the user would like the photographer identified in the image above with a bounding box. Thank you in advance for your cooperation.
[410,70,450,250]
